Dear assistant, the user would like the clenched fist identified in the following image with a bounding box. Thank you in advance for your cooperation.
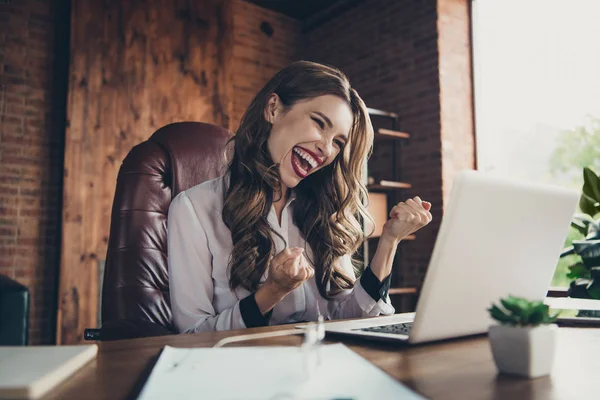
[264,247,314,294]
[382,196,433,242]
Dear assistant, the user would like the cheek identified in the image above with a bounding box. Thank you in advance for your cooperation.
[268,126,290,155]
[323,150,342,168]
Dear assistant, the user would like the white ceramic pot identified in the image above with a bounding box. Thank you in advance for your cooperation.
[488,324,558,378]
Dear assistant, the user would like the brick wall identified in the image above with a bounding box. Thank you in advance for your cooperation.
[231,0,301,129]
[303,0,445,290]
[0,0,70,344]
[438,0,475,204]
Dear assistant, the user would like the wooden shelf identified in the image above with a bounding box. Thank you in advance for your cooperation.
[368,234,416,241]
[367,107,398,119]
[375,128,410,140]
[389,287,418,295]
[368,180,412,191]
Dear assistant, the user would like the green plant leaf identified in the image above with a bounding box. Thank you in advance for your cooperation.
[572,220,589,236]
[543,312,559,324]
[583,167,600,203]
[491,297,555,327]
[591,267,600,280]
[587,221,600,240]
[567,262,590,279]
[488,305,515,325]
[561,246,576,257]
[573,240,600,258]
[500,297,522,314]
[572,213,594,236]
[586,280,600,300]
[568,278,592,299]
[580,193,600,217]
[528,309,543,325]
[574,213,596,224]
[528,302,550,326]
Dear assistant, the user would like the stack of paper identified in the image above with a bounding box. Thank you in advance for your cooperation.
[138,343,424,400]
[0,344,98,399]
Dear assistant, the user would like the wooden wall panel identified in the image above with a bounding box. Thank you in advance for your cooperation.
[57,0,233,344]
[231,0,301,129]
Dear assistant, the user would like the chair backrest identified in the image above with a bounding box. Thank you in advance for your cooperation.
[101,122,231,335]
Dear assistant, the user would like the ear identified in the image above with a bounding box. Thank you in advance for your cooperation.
[264,93,281,123]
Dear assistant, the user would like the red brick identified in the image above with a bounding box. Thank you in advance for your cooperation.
[0,226,17,236]
[3,94,26,105]
[0,207,18,217]
[1,115,23,125]
[1,0,66,345]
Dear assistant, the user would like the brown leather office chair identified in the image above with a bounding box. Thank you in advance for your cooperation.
[90,122,231,341]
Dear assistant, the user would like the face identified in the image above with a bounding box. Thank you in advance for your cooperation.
[265,94,354,191]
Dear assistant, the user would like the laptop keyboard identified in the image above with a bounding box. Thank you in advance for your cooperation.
[357,322,413,335]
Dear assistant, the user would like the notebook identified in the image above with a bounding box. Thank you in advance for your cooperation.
[0,344,98,399]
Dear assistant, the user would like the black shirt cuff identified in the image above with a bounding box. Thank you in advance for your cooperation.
[360,266,391,303]
[239,293,273,328]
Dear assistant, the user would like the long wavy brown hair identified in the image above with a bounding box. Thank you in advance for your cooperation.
[222,61,374,299]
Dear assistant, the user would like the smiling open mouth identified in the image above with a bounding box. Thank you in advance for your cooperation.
[291,146,319,178]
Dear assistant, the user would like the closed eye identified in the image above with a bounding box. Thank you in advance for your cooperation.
[311,116,325,130]
[334,139,345,148]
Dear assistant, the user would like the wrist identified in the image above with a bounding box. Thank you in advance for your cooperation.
[262,280,289,298]
[255,282,289,315]
[379,233,400,248]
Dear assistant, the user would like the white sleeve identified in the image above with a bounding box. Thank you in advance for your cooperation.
[326,254,395,320]
[167,192,247,332]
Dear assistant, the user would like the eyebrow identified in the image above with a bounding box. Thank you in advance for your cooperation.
[314,111,333,129]
[313,111,349,142]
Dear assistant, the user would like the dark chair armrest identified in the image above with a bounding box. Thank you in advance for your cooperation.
[0,274,30,345]
[85,319,174,341]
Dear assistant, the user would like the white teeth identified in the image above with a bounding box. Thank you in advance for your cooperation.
[292,155,308,176]
[293,147,318,169]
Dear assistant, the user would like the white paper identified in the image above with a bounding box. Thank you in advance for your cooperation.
[138,343,425,400]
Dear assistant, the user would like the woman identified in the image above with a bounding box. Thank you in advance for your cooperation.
[168,61,432,333]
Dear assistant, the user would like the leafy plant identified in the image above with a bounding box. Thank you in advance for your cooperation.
[559,167,600,299]
[488,296,557,327]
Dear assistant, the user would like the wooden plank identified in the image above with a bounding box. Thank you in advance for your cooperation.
[366,107,398,119]
[388,287,418,295]
[56,0,234,344]
[375,128,410,140]
[368,180,412,191]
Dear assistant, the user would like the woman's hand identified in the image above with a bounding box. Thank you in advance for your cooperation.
[256,247,314,315]
[381,196,433,243]
[264,247,314,295]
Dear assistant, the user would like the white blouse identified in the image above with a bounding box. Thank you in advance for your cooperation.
[167,174,395,333]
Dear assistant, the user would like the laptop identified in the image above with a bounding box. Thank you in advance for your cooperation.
[323,170,579,344]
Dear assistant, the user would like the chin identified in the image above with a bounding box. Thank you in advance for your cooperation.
[280,169,301,189]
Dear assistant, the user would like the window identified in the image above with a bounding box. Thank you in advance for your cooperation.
[472,0,600,286]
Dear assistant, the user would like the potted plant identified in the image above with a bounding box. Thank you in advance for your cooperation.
[488,296,558,378]
[559,167,600,300]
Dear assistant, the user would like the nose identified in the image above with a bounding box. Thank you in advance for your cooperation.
[316,138,334,159]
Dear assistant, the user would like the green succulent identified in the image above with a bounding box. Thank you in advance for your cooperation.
[488,296,558,327]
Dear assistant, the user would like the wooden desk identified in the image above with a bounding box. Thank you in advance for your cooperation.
[44,324,600,400]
